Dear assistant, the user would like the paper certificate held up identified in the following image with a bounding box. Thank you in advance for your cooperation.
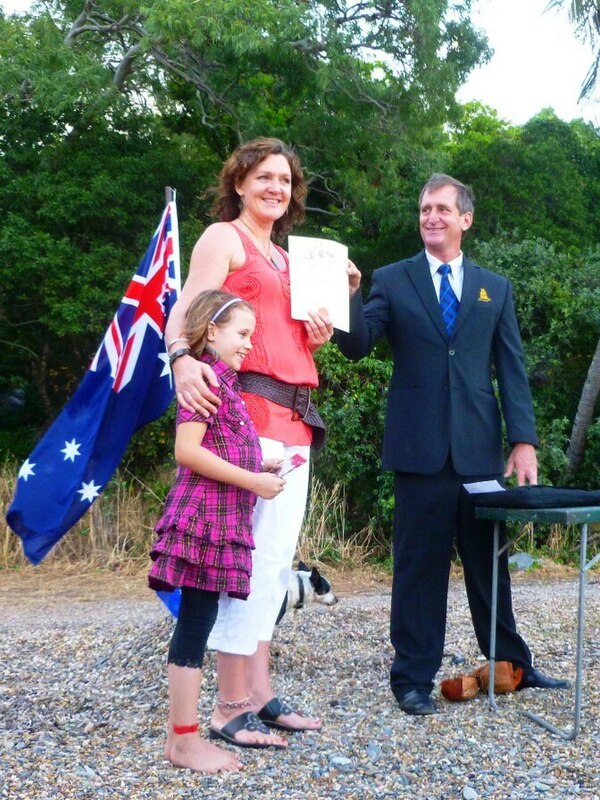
[288,236,349,332]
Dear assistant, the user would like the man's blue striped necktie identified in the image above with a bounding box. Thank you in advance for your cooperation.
[438,263,459,335]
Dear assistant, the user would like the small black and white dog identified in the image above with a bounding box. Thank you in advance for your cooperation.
[276,561,338,625]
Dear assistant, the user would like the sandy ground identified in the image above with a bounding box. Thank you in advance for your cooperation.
[0,557,580,605]
[0,562,394,604]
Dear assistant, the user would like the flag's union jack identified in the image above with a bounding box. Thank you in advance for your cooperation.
[92,205,178,391]
[7,200,181,564]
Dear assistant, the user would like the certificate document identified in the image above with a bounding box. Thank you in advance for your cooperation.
[463,480,505,494]
[288,235,349,332]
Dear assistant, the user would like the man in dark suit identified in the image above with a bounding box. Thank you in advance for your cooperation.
[336,174,568,715]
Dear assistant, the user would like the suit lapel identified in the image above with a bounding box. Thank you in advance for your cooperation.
[405,252,448,341]
[453,257,480,336]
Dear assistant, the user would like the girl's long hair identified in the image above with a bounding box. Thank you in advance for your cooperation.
[183,290,254,356]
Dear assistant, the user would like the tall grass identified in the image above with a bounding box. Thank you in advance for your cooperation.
[296,478,385,567]
[4,459,596,573]
[502,518,600,565]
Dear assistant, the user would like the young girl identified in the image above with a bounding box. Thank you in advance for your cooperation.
[148,290,286,773]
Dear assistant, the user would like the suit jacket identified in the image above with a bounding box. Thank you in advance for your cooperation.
[336,251,539,476]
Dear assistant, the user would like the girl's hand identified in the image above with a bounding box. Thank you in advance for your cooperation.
[262,458,284,473]
[304,307,333,351]
[251,473,286,500]
[172,356,221,415]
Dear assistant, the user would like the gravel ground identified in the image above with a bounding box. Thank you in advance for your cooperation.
[0,574,599,800]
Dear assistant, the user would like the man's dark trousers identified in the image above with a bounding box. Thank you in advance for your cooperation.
[390,458,533,698]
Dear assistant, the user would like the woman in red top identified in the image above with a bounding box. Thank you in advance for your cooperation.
[167,137,360,749]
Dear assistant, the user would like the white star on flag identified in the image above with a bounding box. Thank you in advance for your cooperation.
[77,480,102,503]
[61,439,82,462]
[18,459,36,481]
[158,351,172,383]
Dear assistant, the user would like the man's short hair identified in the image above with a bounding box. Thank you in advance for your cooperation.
[419,173,474,215]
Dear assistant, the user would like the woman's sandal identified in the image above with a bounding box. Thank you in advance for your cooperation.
[208,711,287,749]
[257,697,320,732]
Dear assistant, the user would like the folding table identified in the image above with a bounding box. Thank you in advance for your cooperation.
[474,505,600,740]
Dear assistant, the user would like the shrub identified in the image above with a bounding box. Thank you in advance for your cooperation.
[313,343,393,540]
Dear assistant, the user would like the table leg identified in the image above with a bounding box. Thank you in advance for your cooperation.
[487,520,500,711]
[520,522,590,740]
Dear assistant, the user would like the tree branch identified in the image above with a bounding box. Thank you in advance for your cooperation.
[113,42,145,89]
[64,0,96,45]
[305,206,343,216]
[65,5,138,46]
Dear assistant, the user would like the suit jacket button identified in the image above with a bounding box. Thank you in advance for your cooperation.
[449,349,455,356]
[444,385,449,392]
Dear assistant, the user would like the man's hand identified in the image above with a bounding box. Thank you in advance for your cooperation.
[347,260,361,297]
[304,307,333,351]
[172,356,221,415]
[504,443,538,486]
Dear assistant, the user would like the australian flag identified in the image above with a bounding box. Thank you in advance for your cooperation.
[6,200,180,564]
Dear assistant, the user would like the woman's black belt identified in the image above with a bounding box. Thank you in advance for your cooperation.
[238,371,326,450]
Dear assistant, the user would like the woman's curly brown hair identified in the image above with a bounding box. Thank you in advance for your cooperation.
[212,137,307,237]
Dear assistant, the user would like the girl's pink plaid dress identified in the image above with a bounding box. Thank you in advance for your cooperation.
[148,354,262,600]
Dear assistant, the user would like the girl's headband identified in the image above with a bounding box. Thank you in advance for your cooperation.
[210,297,243,323]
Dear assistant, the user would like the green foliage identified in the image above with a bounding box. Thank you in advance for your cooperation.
[33,0,488,272]
[449,107,600,251]
[469,236,600,428]
[0,98,206,439]
[0,2,489,435]
[126,404,176,477]
[469,235,600,488]
[313,344,393,535]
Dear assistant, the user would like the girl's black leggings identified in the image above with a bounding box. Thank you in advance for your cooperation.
[167,587,219,669]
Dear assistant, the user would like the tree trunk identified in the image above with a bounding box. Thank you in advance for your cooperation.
[565,334,600,477]
[32,340,52,419]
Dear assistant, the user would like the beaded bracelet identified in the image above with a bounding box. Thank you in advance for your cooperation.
[216,696,252,710]
[168,347,193,368]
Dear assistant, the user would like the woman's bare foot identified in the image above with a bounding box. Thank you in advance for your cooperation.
[168,732,242,773]
[210,707,288,748]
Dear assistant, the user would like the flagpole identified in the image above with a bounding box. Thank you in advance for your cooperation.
[166,190,181,295]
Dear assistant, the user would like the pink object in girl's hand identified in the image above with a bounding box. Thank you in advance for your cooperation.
[278,454,307,476]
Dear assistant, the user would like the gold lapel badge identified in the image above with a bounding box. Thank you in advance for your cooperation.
[478,288,491,302]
